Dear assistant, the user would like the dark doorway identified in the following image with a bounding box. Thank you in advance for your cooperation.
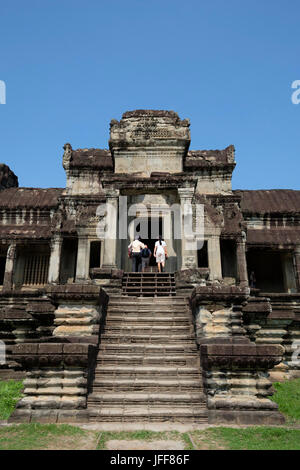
[137,217,163,266]
[197,241,208,268]
[246,249,285,292]
[221,239,237,279]
[0,256,6,285]
[60,238,78,284]
[89,241,101,269]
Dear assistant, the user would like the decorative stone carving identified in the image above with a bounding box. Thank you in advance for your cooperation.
[62,143,72,170]
[109,110,190,176]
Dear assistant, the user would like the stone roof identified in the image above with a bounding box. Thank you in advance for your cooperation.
[236,190,300,214]
[185,145,235,169]
[69,148,113,170]
[247,227,300,246]
[0,188,63,208]
[122,110,180,120]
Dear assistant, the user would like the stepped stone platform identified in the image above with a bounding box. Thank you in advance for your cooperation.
[8,277,285,425]
[122,272,176,297]
[87,293,208,423]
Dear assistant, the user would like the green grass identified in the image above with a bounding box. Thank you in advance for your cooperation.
[0,423,97,450]
[0,425,299,450]
[191,427,300,450]
[270,378,300,422]
[0,378,299,449]
[0,380,23,420]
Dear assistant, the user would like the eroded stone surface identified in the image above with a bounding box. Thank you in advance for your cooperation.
[106,439,185,450]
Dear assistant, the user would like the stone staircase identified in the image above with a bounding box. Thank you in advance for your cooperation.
[87,292,208,423]
[122,272,176,297]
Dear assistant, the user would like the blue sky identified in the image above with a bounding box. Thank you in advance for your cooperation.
[0,0,299,189]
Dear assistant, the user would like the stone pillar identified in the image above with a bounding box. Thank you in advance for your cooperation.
[207,236,222,280]
[3,241,17,291]
[178,187,197,270]
[281,252,297,293]
[75,236,90,282]
[236,239,248,287]
[101,189,119,269]
[294,246,300,292]
[48,235,62,284]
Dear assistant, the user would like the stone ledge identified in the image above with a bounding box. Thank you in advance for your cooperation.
[13,342,97,367]
[208,409,285,425]
[45,284,108,302]
[242,297,272,314]
[89,268,123,279]
[26,301,56,314]
[0,289,45,298]
[191,285,249,304]
[9,409,89,424]
[200,343,283,370]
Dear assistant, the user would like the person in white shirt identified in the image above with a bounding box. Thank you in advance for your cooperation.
[154,236,167,272]
[128,236,145,272]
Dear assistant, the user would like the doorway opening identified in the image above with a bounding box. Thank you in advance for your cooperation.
[246,248,296,292]
[197,241,208,268]
[135,217,163,266]
[60,238,78,284]
[0,246,7,285]
[89,241,101,269]
[221,239,237,280]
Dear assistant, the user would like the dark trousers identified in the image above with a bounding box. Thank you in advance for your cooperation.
[132,252,141,272]
[141,257,150,270]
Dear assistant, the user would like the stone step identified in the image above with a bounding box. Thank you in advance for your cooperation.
[104,324,193,331]
[86,288,207,422]
[105,316,191,326]
[107,310,190,317]
[123,284,176,288]
[108,305,185,310]
[122,277,175,285]
[123,285,175,293]
[103,325,193,335]
[98,343,198,354]
[88,406,208,423]
[101,334,196,344]
[124,273,174,277]
[122,291,177,296]
[122,284,176,289]
[93,366,201,379]
[107,307,191,314]
[107,306,190,313]
[122,285,176,290]
[108,297,188,305]
[96,354,199,366]
[123,295,177,299]
[108,302,188,308]
[88,392,206,406]
[91,378,203,392]
[106,315,192,323]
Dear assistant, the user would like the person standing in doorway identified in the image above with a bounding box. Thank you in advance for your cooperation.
[154,236,167,273]
[141,244,152,272]
[249,271,256,288]
[128,236,145,272]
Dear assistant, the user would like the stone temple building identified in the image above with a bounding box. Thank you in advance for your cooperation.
[0,110,299,425]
